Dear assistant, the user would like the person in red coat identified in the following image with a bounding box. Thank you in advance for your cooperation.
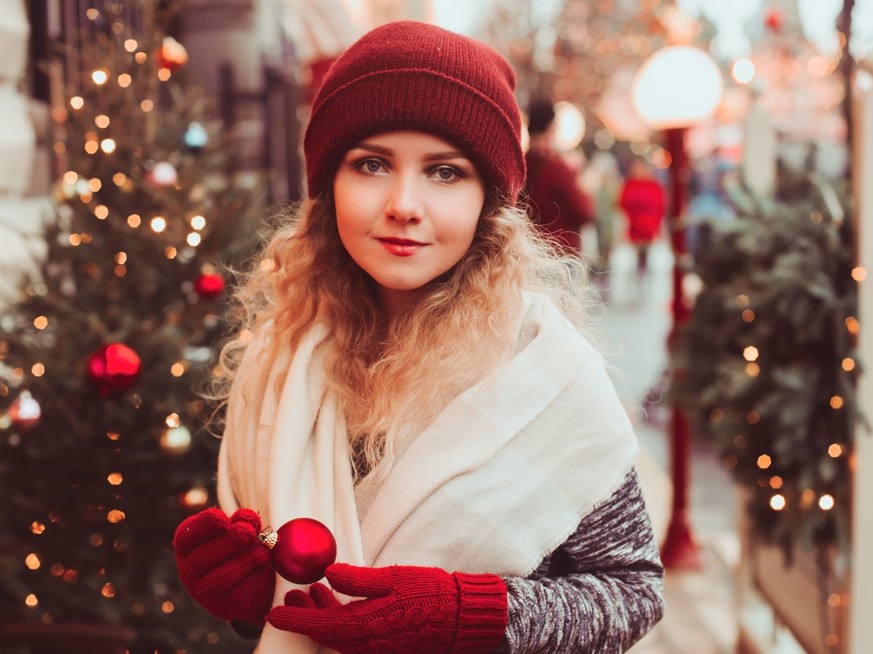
[619,157,666,276]
[523,99,593,256]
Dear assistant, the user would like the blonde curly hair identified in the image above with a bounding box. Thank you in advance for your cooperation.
[209,189,601,481]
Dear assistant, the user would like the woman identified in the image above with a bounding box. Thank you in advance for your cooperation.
[174,20,664,654]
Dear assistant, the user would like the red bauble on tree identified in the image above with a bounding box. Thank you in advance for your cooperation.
[87,343,142,396]
[764,7,784,33]
[9,391,41,431]
[157,36,188,71]
[259,518,337,584]
[195,272,224,299]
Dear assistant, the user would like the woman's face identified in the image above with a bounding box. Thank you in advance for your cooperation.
[333,130,486,315]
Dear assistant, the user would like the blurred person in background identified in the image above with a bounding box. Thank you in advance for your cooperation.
[619,156,666,283]
[523,98,593,259]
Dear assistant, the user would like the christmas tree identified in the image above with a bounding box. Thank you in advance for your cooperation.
[669,164,858,563]
[0,2,264,652]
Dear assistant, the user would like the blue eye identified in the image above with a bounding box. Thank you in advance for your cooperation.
[432,166,461,182]
[354,158,386,174]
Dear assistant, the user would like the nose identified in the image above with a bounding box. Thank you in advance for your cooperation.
[384,172,423,223]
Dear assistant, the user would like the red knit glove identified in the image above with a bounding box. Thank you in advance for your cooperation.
[267,563,507,654]
[173,507,275,624]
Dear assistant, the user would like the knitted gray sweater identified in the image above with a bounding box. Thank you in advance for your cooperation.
[499,469,664,653]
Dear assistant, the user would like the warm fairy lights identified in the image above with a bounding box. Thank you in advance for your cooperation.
[190,214,206,230]
[94,205,109,220]
[101,139,117,154]
[91,69,109,85]
[127,214,141,228]
[165,412,181,428]
[31,363,45,377]
[742,346,759,361]
[828,443,843,457]
[95,115,110,128]
[186,232,201,247]
[107,510,126,524]
[819,494,835,511]
[124,39,138,52]
[756,454,771,469]
[150,216,167,233]
[845,316,860,334]
[842,357,855,371]
[70,96,84,110]
[25,553,41,570]
[742,309,755,322]
[165,246,177,259]
[769,476,783,489]
[118,73,132,88]
[33,316,48,330]
[770,494,786,510]
[851,266,866,282]
[830,396,844,409]
[140,99,154,112]
[107,473,123,486]
[115,252,127,265]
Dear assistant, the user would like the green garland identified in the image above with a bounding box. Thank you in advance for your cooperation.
[669,168,859,562]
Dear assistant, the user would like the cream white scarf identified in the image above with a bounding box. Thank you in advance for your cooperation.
[216,296,638,653]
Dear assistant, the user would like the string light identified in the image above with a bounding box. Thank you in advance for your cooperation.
[851,266,866,282]
[150,216,167,233]
[94,205,109,220]
[743,346,759,361]
[135,52,147,64]
[770,494,786,510]
[117,73,132,88]
[95,115,110,128]
[31,363,45,377]
[127,214,141,228]
[828,443,843,457]
[91,69,109,85]
[756,454,771,469]
[33,316,48,330]
[190,214,206,230]
[830,396,844,409]
[107,473,123,486]
[101,139,117,154]
[140,99,154,112]
[186,232,201,247]
[842,357,855,371]
[165,413,181,428]
[107,510,126,524]
[742,309,755,322]
[745,362,760,377]
[70,96,84,110]
[124,39,138,52]
[819,494,835,510]
[158,68,172,82]
[846,316,860,334]
[769,476,783,489]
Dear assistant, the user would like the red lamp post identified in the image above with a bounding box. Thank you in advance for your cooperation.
[632,45,724,569]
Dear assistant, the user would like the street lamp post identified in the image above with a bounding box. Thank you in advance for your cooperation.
[632,45,724,569]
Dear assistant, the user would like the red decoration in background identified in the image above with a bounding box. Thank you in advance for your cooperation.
[9,391,41,431]
[764,7,784,33]
[87,343,142,396]
[195,272,225,299]
[157,36,188,71]
[268,518,337,584]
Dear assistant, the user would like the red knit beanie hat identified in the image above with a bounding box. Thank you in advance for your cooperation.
[304,21,525,205]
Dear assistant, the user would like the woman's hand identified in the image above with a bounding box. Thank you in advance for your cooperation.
[173,507,276,624]
[267,562,507,653]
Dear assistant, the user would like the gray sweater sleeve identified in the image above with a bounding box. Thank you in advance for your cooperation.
[499,469,664,653]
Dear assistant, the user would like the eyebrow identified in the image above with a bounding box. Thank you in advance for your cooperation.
[351,141,469,162]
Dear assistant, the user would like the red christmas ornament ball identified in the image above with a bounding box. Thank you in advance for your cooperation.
[157,36,188,71]
[764,8,784,33]
[9,391,41,431]
[87,343,141,396]
[195,272,225,299]
[271,518,337,584]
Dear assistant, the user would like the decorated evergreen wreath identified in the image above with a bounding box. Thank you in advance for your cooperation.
[669,164,860,563]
